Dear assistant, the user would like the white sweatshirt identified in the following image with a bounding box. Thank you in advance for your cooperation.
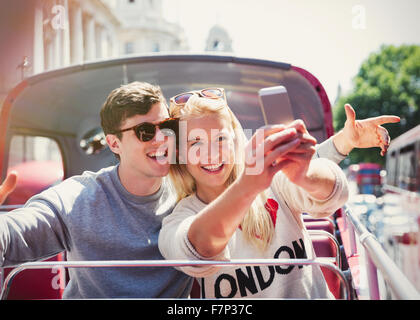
[158,158,348,299]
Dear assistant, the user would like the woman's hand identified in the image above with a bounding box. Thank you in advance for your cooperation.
[241,123,314,194]
[277,121,336,200]
[274,120,318,187]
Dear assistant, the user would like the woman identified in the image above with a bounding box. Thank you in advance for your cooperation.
[158,88,349,299]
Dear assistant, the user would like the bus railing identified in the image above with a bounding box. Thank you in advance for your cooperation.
[0,258,350,300]
[308,229,341,269]
[343,204,420,300]
[3,204,418,299]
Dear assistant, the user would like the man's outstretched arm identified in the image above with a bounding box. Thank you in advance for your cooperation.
[316,104,400,162]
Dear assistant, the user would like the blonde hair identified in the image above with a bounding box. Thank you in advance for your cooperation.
[169,95,274,251]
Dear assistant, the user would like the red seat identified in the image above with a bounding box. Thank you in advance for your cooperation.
[2,253,66,300]
[2,163,66,300]
[190,279,200,298]
[305,220,335,235]
[311,234,342,299]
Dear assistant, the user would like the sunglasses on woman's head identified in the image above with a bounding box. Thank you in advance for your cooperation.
[113,118,179,142]
[170,88,226,106]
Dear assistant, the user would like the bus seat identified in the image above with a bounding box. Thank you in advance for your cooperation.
[2,159,66,300]
[190,279,200,298]
[305,220,335,235]
[321,266,342,299]
[2,253,66,300]
[310,233,342,299]
[334,208,344,218]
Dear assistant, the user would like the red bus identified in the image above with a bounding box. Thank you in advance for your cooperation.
[353,163,382,196]
[1,54,418,300]
[378,124,420,294]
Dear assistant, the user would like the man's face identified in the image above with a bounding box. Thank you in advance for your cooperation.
[109,102,174,179]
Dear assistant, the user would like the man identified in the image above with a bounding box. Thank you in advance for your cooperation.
[0,82,399,298]
[0,82,192,298]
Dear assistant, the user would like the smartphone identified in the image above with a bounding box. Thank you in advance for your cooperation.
[258,86,295,126]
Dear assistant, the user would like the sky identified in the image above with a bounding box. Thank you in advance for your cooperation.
[162,0,420,105]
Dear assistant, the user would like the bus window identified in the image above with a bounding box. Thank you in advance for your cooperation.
[417,142,420,192]
[6,135,64,205]
[397,144,416,192]
[386,151,398,187]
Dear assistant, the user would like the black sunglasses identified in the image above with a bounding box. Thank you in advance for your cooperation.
[114,118,179,142]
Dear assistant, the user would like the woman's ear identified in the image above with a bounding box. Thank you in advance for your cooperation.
[106,134,121,156]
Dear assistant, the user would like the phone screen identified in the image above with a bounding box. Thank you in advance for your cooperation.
[258,86,295,126]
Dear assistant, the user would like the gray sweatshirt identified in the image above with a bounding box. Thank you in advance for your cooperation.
[0,165,192,299]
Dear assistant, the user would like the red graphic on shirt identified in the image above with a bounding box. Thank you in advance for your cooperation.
[239,198,279,232]
[265,198,278,226]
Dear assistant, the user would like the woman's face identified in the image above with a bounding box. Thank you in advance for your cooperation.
[183,114,236,193]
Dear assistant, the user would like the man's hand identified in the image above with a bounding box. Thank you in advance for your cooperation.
[0,171,18,205]
[334,104,400,156]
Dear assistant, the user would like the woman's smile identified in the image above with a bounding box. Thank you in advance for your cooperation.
[200,162,225,174]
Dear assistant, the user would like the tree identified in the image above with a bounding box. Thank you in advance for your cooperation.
[333,44,420,165]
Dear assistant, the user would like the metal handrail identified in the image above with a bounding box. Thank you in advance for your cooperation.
[303,215,336,227]
[343,205,420,300]
[0,258,350,300]
[308,230,341,268]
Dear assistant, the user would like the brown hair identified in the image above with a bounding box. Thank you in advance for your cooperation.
[100,81,167,139]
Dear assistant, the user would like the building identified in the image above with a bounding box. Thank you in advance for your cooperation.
[0,0,121,106]
[0,0,189,107]
[205,24,233,53]
[0,0,191,175]
[105,0,188,55]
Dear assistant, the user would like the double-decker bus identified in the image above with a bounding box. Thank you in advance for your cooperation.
[385,125,420,193]
[376,125,420,294]
[348,163,383,196]
[0,54,418,300]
